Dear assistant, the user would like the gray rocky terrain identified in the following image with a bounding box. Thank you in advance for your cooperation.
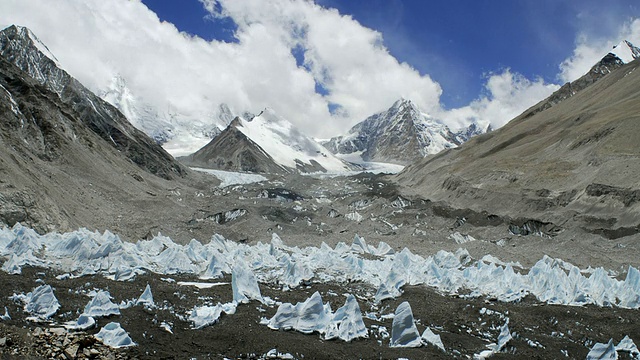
[397,53,640,242]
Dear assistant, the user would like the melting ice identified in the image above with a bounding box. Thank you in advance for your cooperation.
[2,223,640,311]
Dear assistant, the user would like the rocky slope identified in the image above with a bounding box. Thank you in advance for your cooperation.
[0,25,231,241]
[324,99,486,165]
[181,109,355,174]
[396,48,640,238]
[0,25,184,180]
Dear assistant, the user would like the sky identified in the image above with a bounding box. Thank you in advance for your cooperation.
[1,0,639,140]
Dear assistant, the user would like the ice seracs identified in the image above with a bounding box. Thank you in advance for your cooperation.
[323,294,368,342]
[389,301,421,348]
[64,314,96,331]
[189,302,237,329]
[83,290,120,318]
[232,259,264,304]
[0,307,10,321]
[262,291,367,342]
[587,339,618,360]
[95,322,136,348]
[11,284,60,320]
[2,224,640,311]
[422,327,445,351]
[473,319,512,359]
[615,336,640,358]
[135,284,154,307]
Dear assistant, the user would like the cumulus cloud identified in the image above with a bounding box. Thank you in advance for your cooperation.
[559,18,640,83]
[440,70,559,131]
[0,0,443,141]
[201,0,443,128]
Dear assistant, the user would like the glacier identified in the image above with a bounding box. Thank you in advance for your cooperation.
[10,284,60,321]
[94,322,136,348]
[261,291,368,342]
[2,223,640,312]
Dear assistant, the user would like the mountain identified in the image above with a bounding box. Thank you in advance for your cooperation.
[396,41,640,238]
[0,25,229,241]
[181,109,356,173]
[98,74,174,144]
[323,99,487,165]
[98,73,241,156]
[0,25,184,180]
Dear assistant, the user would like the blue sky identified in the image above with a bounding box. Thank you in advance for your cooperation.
[142,0,640,108]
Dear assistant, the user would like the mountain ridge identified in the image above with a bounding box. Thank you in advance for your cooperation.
[396,47,640,238]
[0,24,185,180]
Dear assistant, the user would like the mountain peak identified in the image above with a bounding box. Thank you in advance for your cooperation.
[389,98,420,116]
[1,25,62,68]
[610,40,640,64]
[392,97,414,108]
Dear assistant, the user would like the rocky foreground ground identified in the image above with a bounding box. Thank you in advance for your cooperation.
[1,266,639,359]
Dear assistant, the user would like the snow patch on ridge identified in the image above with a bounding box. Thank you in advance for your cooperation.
[610,40,640,64]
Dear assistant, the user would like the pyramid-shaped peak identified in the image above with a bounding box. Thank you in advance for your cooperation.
[390,98,420,114]
[1,24,62,66]
[392,97,414,107]
[610,40,640,64]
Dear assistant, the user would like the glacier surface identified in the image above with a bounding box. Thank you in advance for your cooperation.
[261,291,368,342]
[2,223,640,311]
[95,322,136,348]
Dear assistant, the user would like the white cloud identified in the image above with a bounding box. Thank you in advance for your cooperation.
[200,0,443,130]
[559,18,640,83]
[440,70,559,131]
[0,0,443,140]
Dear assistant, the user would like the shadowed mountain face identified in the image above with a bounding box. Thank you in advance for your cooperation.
[180,118,291,174]
[0,26,207,237]
[0,25,184,180]
[396,57,640,238]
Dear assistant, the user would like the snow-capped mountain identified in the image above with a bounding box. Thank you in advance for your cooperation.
[98,74,174,144]
[324,99,486,165]
[610,40,640,64]
[182,109,356,174]
[98,73,243,156]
